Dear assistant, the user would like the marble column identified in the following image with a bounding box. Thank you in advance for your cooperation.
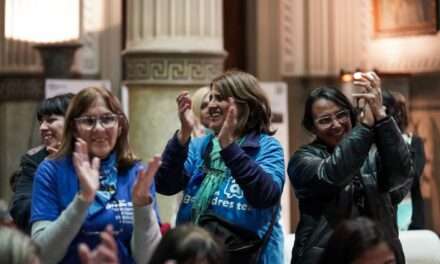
[123,0,226,223]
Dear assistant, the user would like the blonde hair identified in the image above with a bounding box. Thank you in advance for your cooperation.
[191,86,210,120]
[0,227,40,264]
[54,87,139,169]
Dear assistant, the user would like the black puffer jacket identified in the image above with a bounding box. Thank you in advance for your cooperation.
[10,145,49,234]
[288,117,414,264]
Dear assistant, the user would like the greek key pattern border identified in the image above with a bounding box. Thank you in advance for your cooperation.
[123,54,225,84]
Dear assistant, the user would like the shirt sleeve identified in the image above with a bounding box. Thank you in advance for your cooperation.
[221,135,285,208]
[374,117,415,195]
[31,195,91,264]
[131,203,162,264]
[288,124,374,200]
[155,132,203,195]
[10,153,37,233]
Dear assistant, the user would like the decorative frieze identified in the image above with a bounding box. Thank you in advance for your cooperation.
[280,0,440,76]
[0,74,44,101]
[123,51,225,85]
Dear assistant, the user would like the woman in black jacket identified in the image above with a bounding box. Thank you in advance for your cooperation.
[287,72,413,264]
[9,93,73,233]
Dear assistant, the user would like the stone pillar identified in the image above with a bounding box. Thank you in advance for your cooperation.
[123,0,226,223]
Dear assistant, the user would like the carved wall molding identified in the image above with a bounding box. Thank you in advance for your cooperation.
[0,73,44,101]
[364,0,440,73]
[123,51,226,85]
[280,0,303,76]
[126,0,223,52]
[74,0,102,76]
[280,0,367,77]
[280,0,440,77]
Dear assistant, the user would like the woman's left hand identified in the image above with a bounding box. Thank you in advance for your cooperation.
[353,71,387,122]
[218,98,238,148]
[132,156,161,207]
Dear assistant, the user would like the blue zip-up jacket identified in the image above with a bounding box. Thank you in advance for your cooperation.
[155,131,285,264]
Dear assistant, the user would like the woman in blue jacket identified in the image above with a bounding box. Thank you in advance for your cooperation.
[31,87,161,264]
[155,70,285,264]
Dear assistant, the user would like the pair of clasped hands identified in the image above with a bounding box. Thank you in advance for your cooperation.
[352,71,387,127]
[175,90,238,148]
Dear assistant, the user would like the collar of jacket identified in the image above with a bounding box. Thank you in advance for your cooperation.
[202,130,261,160]
[311,138,334,153]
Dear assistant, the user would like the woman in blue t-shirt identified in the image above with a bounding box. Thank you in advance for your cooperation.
[155,70,285,264]
[31,87,161,264]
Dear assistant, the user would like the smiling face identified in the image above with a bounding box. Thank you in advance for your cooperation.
[312,98,352,147]
[207,87,231,134]
[39,114,65,149]
[74,96,121,159]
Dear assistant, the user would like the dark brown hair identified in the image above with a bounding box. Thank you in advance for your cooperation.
[149,224,224,264]
[302,87,357,133]
[210,70,275,136]
[319,217,395,264]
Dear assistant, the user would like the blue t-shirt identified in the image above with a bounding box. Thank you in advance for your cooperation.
[31,155,156,264]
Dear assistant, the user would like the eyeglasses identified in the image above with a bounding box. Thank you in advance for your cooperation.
[314,109,350,128]
[75,114,119,130]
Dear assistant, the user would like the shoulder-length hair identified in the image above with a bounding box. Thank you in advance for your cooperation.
[210,70,275,136]
[302,87,357,132]
[54,87,139,169]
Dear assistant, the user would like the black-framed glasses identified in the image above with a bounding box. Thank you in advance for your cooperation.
[314,109,350,129]
[75,114,119,130]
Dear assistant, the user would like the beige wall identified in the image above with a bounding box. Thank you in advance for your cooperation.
[0,101,41,200]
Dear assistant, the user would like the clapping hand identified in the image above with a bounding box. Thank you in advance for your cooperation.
[353,71,387,125]
[176,91,194,145]
[132,156,161,207]
[73,138,100,203]
[78,225,119,264]
[218,97,238,148]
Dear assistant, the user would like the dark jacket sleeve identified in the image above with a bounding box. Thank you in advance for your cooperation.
[221,136,285,208]
[374,117,415,199]
[10,152,42,233]
[411,136,426,180]
[288,124,374,200]
[155,132,192,195]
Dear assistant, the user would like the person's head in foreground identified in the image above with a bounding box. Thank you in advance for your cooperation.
[0,227,40,264]
[319,217,396,264]
[149,224,224,264]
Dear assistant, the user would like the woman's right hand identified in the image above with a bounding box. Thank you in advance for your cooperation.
[176,91,194,145]
[73,138,100,203]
